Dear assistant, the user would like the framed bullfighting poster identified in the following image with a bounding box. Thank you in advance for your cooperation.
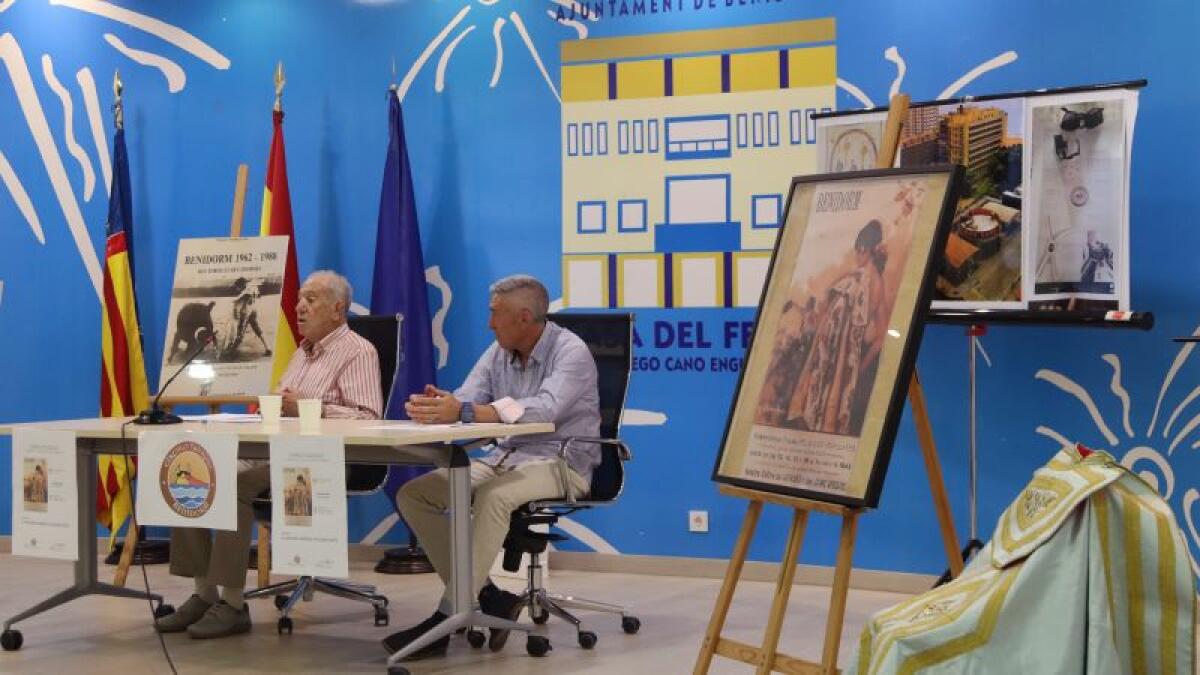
[157,236,289,397]
[714,165,962,507]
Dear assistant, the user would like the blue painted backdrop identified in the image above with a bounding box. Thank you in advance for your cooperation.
[2,0,1199,577]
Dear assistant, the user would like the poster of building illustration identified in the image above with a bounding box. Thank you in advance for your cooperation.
[157,236,289,397]
[814,85,1138,311]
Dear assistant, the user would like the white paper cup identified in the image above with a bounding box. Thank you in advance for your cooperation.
[298,399,322,433]
[258,394,282,427]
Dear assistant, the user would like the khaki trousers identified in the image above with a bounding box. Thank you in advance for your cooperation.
[169,464,272,589]
[398,460,589,603]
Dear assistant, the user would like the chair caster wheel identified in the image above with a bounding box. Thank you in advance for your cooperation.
[277,617,293,635]
[526,635,551,657]
[154,603,175,619]
[387,666,410,675]
[531,609,549,625]
[578,631,597,649]
[273,595,288,611]
[621,616,641,634]
[374,608,389,627]
[1,629,23,651]
[466,629,486,648]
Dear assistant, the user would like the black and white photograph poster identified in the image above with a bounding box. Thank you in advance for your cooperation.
[1026,90,1136,308]
[157,236,290,397]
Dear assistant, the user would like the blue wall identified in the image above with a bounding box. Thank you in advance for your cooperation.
[3,0,1200,576]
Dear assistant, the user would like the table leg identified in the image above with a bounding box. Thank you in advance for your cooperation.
[4,445,160,632]
[386,445,544,666]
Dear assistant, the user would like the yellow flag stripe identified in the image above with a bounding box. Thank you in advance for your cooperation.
[259,187,273,236]
[99,302,123,414]
[269,312,297,390]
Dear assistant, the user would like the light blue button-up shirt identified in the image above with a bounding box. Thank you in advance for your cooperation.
[454,321,601,483]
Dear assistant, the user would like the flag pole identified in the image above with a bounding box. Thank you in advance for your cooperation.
[274,60,285,112]
[372,69,435,575]
[112,69,123,130]
[106,70,170,579]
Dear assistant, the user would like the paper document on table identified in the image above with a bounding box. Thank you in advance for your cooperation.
[12,428,79,561]
[179,413,263,423]
[269,435,349,578]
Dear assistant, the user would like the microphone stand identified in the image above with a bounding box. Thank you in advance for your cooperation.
[133,335,213,425]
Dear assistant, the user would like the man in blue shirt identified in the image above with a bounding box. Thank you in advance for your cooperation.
[383,274,600,659]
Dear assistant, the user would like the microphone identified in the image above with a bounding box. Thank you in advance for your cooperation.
[133,334,215,425]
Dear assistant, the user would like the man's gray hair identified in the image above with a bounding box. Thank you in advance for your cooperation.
[490,274,549,323]
[306,270,353,313]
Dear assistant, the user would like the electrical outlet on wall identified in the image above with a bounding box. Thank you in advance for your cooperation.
[688,510,709,533]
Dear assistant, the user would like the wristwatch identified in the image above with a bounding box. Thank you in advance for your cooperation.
[459,400,475,423]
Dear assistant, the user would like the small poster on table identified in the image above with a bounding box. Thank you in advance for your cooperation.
[136,431,239,531]
[11,429,78,560]
[269,435,349,578]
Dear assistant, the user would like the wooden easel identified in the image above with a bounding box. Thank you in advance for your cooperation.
[693,95,963,674]
[112,164,271,587]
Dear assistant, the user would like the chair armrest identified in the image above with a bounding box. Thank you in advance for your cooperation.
[556,436,632,461]
[553,436,631,505]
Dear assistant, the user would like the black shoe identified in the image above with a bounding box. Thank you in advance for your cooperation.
[479,583,524,651]
[381,611,449,660]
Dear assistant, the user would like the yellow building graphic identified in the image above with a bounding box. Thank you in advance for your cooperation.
[560,19,837,308]
[946,107,1007,182]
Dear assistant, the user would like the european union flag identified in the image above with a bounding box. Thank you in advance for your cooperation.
[371,90,436,420]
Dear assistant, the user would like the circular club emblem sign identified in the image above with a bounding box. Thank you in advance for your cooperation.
[159,441,217,518]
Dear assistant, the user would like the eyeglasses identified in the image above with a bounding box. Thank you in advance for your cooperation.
[1059,106,1104,132]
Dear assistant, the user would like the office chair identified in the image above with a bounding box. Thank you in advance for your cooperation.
[243,314,400,634]
[496,312,641,651]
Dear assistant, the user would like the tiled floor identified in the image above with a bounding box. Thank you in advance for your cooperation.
[0,555,953,674]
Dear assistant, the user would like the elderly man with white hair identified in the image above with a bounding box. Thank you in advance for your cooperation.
[156,270,382,640]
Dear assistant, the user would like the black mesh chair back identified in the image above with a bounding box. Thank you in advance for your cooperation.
[546,312,632,501]
[345,314,401,494]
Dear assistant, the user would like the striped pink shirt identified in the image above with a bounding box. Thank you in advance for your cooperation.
[279,323,382,419]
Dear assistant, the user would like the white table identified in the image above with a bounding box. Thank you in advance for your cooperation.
[0,417,554,670]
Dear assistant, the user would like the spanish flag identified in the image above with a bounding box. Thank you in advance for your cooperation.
[97,121,148,539]
[260,107,300,389]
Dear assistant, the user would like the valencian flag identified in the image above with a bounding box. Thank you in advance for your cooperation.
[260,106,300,389]
[372,91,437,515]
[97,114,149,540]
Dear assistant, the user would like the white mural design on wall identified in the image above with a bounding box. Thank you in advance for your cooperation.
[837,46,1018,108]
[0,1,230,303]
[425,264,453,369]
[348,265,451,372]
[1035,337,1200,575]
[397,0,590,104]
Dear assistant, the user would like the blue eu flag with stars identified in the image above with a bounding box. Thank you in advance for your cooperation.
[371,90,437,523]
